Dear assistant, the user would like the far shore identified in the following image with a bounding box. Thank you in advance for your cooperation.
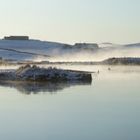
[0,57,140,66]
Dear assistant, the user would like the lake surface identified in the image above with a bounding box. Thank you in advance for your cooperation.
[0,65,140,140]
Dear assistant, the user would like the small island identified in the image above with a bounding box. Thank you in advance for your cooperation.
[0,65,92,82]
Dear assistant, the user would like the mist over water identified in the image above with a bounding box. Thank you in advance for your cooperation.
[37,46,140,62]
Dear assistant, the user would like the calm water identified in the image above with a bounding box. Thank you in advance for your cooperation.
[0,65,140,140]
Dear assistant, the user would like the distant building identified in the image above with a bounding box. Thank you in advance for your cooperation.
[74,43,99,49]
[4,36,29,40]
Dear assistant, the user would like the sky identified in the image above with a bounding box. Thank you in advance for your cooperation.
[0,0,140,44]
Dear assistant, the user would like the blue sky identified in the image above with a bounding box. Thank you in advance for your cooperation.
[0,0,140,44]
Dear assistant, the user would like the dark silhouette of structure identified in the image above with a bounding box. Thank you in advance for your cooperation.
[4,36,29,40]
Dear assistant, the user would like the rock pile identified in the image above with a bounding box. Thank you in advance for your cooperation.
[0,65,92,82]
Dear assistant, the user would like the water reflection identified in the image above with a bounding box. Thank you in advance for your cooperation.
[0,80,92,94]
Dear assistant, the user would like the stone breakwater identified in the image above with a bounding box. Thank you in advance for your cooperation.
[0,65,92,82]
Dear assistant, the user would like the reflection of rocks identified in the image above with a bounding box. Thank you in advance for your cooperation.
[0,80,92,94]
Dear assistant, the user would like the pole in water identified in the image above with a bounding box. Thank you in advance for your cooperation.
[108,67,111,71]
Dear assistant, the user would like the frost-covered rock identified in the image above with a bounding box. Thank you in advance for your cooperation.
[0,65,92,82]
